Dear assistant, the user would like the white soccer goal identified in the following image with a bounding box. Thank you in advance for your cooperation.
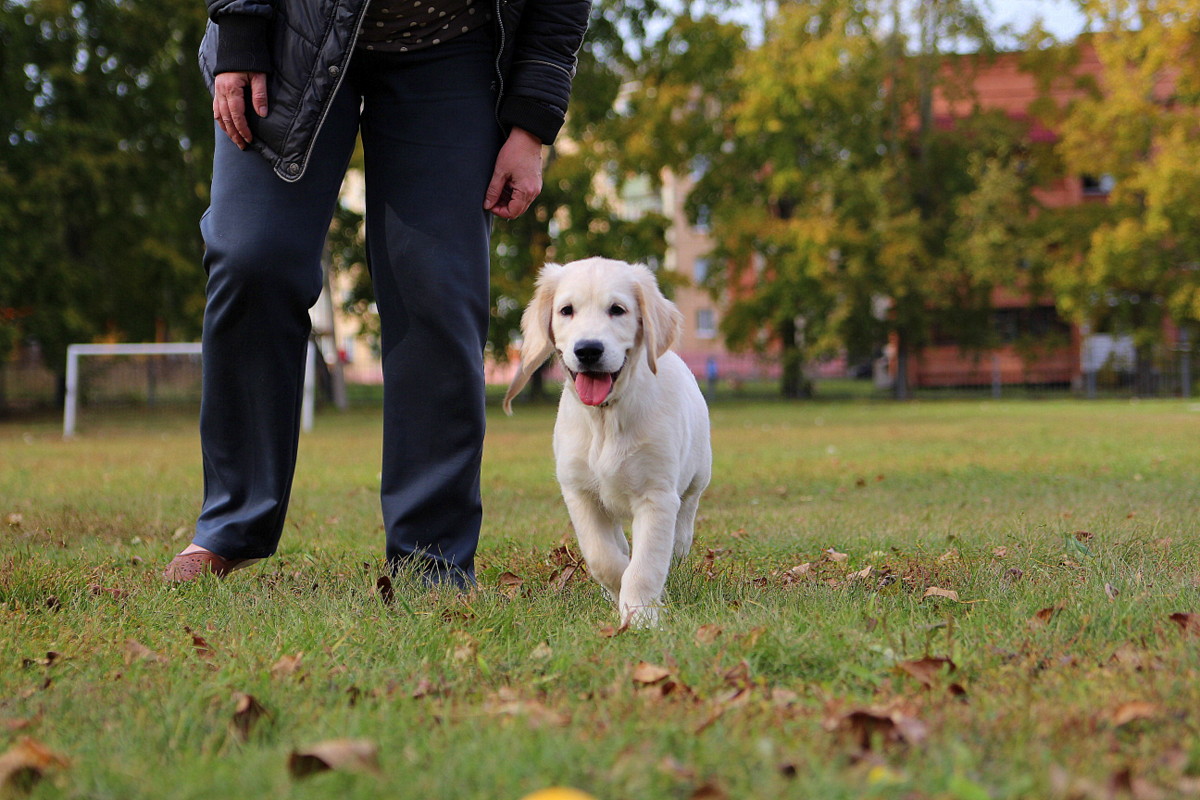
[63,341,317,437]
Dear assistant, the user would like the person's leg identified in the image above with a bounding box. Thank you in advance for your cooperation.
[188,92,361,563]
[357,32,504,587]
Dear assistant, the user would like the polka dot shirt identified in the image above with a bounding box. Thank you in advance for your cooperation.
[357,0,492,53]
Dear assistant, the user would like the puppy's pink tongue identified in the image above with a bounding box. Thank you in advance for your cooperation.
[575,372,613,406]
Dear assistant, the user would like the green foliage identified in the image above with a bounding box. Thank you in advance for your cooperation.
[620,0,1043,397]
[0,0,213,372]
[1034,1,1200,348]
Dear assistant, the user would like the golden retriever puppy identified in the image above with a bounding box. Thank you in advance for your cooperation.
[504,258,712,627]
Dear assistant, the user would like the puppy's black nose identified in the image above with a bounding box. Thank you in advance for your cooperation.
[574,340,605,367]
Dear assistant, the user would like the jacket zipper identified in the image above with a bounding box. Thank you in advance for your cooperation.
[492,0,506,130]
[285,0,374,182]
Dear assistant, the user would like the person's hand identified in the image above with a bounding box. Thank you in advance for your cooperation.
[484,127,543,219]
[213,71,268,149]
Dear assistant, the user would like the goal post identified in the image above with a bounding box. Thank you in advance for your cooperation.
[63,341,317,438]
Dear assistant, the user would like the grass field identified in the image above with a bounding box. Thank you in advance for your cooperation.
[2,397,1199,799]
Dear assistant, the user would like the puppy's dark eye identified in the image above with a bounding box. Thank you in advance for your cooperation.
[559,305,574,317]
[608,304,627,317]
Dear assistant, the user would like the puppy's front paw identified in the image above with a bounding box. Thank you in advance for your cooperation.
[621,601,662,629]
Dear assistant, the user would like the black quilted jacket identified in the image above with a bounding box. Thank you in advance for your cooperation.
[200,0,590,182]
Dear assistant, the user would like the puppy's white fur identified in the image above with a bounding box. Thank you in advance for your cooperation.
[504,258,712,627]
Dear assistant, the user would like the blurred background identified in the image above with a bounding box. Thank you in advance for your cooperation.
[2,0,1198,416]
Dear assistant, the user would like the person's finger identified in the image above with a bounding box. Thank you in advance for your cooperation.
[483,170,509,212]
[250,72,269,118]
[214,94,244,148]
[226,87,253,143]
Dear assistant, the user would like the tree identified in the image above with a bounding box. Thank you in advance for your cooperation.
[0,0,213,386]
[1034,0,1200,392]
[621,0,1038,398]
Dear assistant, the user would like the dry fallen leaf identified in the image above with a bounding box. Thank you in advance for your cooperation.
[287,739,381,779]
[1109,701,1159,727]
[922,587,959,602]
[825,549,849,563]
[1030,606,1064,627]
[1169,613,1200,636]
[631,662,672,685]
[230,693,269,741]
[374,575,395,606]
[689,781,730,799]
[896,656,957,688]
[123,639,167,666]
[271,652,304,680]
[497,571,525,599]
[598,622,629,638]
[450,632,478,663]
[184,626,216,662]
[993,546,1008,558]
[694,624,723,645]
[848,566,873,580]
[826,707,928,750]
[0,737,69,793]
[548,563,578,594]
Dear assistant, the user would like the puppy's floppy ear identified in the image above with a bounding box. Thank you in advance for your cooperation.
[504,263,564,415]
[633,265,683,375]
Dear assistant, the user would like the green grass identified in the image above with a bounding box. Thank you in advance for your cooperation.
[2,398,1200,799]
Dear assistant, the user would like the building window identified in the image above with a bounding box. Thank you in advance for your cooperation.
[693,257,709,283]
[696,308,717,339]
[1081,174,1115,196]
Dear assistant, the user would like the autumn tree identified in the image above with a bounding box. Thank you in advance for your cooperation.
[1033,0,1200,392]
[621,0,1040,398]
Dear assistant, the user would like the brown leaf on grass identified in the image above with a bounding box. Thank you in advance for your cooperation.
[824,549,849,563]
[631,662,671,685]
[184,626,216,662]
[598,624,628,638]
[548,563,578,594]
[825,707,928,750]
[450,632,478,663]
[374,575,395,606]
[993,547,1008,558]
[411,677,448,700]
[782,563,812,583]
[721,660,752,689]
[547,543,579,567]
[230,693,269,741]
[922,587,959,602]
[848,566,873,580]
[896,656,957,688]
[937,549,959,564]
[271,653,304,680]
[287,739,381,779]
[0,736,69,793]
[1105,583,1120,601]
[88,583,126,600]
[123,639,167,666]
[1169,613,1200,636]
[694,624,723,645]
[1030,606,1064,627]
[497,571,525,599]
[483,688,570,728]
[5,513,23,527]
[1109,701,1159,727]
[689,781,729,799]
[1073,530,1093,541]
[21,652,61,669]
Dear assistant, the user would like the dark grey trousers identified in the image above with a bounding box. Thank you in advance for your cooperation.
[194,30,502,586]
